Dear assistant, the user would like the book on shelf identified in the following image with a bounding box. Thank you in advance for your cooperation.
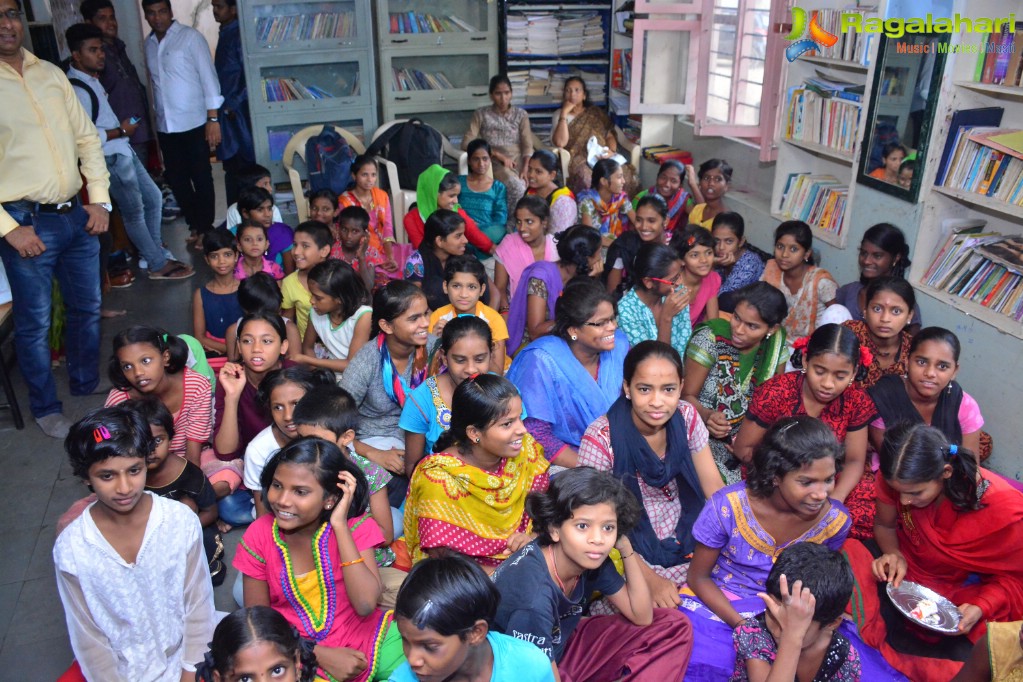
[777,173,847,234]
[388,12,477,34]
[391,68,456,92]
[934,107,1004,186]
[924,228,1023,321]
[506,11,605,56]
[938,126,1023,206]
[801,7,877,66]
[973,29,1023,86]
[612,48,632,91]
[508,66,606,106]
[783,81,861,154]
[256,11,355,44]
[262,77,350,103]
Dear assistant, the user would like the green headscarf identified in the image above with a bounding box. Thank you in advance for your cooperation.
[416,164,454,221]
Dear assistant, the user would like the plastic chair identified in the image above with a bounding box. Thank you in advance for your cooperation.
[281,125,403,226]
[369,119,463,236]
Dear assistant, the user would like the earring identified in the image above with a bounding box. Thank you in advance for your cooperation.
[947,382,953,394]
[475,437,481,443]
[570,334,578,341]
[800,367,806,374]
[765,332,772,340]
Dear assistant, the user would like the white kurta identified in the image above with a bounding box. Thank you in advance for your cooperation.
[53,493,216,681]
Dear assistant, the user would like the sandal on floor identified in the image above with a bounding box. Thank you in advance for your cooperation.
[149,262,194,280]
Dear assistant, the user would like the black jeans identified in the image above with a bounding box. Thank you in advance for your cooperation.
[158,125,215,234]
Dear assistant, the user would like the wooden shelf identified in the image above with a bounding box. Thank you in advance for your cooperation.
[953,81,1023,99]
[915,282,1023,339]
[932,186,1023,222]
[782,137,855,164]
[799,56,869,72]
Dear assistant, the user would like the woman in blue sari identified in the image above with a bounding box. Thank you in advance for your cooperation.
[507,278,629,468]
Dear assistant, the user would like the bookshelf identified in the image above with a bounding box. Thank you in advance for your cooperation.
[375,0,498,144]
[238,0,377,183]
[609,2,636,139]
[911,1,1023,338]
[768,3,879,248]
[501,1,613,140]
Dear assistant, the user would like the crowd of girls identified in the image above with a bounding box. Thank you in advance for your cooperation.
[51,138,1023,682]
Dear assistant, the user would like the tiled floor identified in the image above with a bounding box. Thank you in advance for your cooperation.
[0,210,244,680]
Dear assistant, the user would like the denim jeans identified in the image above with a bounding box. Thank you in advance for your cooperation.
[0,204,101,417]
[217,488,254,527]
[106,151,167,272]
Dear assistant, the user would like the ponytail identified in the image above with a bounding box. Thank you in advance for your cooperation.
[880,422,982,510]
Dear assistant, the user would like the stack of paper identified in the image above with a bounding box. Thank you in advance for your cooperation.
[506,11,604,56]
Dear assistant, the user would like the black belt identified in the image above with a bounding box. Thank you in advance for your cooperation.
[2,196,80,214]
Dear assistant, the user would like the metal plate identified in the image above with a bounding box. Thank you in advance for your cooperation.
[886,581,961,634]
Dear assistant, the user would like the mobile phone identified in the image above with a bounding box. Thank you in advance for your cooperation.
[128,116,142,125]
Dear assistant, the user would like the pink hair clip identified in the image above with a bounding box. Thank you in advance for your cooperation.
[93,425,111,443]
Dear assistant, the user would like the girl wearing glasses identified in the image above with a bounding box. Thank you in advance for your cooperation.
[617,243,692,357]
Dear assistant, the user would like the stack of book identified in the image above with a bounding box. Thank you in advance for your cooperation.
[924,226,1023,320]
[391,68,455,92]
[777,173,847,234]
[256,11,355,45]
[938,127,1023,206]
[387,12,477,33]
[508,67,606,106]
[783,79,861,154]
[507,11,604,56]
[261,77,339,102]
[801,8,876,66]
[972,27,1023,86]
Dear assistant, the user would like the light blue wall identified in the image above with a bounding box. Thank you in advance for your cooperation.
[673,119,1023,479]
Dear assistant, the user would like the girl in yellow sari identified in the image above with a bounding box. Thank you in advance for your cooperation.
[404,374,550,570]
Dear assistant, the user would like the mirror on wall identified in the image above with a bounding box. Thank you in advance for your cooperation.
[858,32,949,202]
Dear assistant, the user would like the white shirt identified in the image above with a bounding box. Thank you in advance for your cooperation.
[66,66,132,157]
[53,494,216,681]
[144,21,223,133]
[244,425,282,492]
[226,202,284,232]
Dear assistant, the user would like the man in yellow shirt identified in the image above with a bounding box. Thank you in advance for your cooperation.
[0,0,112,438]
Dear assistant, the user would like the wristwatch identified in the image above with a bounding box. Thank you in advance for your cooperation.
[207,116,219,123]
[96,203,112,212]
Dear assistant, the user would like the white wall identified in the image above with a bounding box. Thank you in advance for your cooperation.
[673,119,1023,480]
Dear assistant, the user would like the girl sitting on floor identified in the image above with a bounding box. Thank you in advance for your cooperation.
[635,160,701,238]
[525,149,577,234]
[195,605,319,682]
[494,196,556,311]
[223,272,302,362]
[843,276,915,390]
[293,259,372,379]
[617,242,692,356]
[833,223,921,332]
[671,225,721,325]
[844,423,1023,682]
[577,158,636,243]
[604,194,670,296]
[404,374,550,570]
[712,211,764,313]
[687,159,731,230]
[235,437,405,681]
[491,466,693,682]
[391,555,556,682]
[578,340,724,603]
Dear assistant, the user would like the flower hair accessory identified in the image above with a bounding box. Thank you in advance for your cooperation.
[686,234,697,247]
[791,336,810,352]
[93,425,111,443]
[859,346,874,367]
[948,444,959,459]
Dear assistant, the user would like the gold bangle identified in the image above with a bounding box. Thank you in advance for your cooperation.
[340,557,365,568]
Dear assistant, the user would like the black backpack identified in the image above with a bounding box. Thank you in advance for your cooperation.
[305,124,354,195]
[365,118,443,189]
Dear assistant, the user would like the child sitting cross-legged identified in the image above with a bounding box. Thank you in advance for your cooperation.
[195,605,320,682]
[233,185,295,274]
[294,258,373,380]
[236,222,285,281]
[129,396,226,586]
[391,555,555,682]
[55,405,216,681]
[293,384,405,608]
[732,542,860,681]
[330,206,377,293]
[428,254,509,374]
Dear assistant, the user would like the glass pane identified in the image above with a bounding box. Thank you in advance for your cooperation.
[389,54,490,91]
[706,0,769,127]
[259,62,361,101]
[383,0,489,35]
[708,74,731,100]
[638,29,690,108]
[252,2,359,48]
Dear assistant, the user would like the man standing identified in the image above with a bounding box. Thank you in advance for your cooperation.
[0,0,111,438]
[79,0,153,163]
[65,23,193,281]
[212,0,254,205]
[142,0,222,248]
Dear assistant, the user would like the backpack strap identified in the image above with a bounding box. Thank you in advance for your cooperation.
[68,77,99,125]
[364,119,419,158]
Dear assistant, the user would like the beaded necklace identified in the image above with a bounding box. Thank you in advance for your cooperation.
[273,521,338,641]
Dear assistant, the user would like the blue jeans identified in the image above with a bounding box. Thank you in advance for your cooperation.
[0,204,101,417]
[106,151,167,272]
[218,488,254,527]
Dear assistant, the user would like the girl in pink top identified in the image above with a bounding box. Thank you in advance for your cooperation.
[671,225,721,325]
[494,196,557,310]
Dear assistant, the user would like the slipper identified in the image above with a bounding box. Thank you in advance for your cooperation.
[149,263,194,280]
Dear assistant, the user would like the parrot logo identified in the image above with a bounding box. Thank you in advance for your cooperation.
[784,7,839,62]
